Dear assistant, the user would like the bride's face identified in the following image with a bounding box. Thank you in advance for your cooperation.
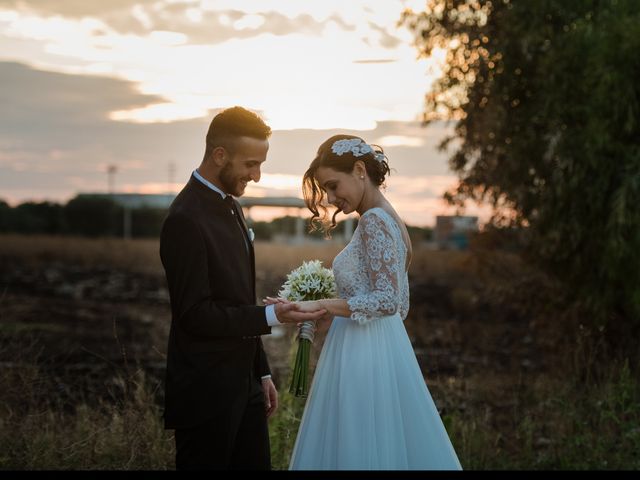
[315,165,363,215]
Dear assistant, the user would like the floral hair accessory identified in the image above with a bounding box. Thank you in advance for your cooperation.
[331,138,385,162]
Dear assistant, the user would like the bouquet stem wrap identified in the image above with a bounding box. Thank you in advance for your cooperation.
[289,320,316,397]
[278,260,336,398]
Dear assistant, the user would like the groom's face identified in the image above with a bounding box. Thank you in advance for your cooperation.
[219,136,269,196]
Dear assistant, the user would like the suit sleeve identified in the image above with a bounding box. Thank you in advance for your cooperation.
[160,212,271,339]
[255,338,272,378]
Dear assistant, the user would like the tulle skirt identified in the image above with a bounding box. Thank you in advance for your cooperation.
[288,313,462,470]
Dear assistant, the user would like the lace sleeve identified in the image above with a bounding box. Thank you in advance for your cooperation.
[347,211,401,325]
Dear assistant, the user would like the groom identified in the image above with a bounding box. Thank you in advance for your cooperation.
[159,106,326,470]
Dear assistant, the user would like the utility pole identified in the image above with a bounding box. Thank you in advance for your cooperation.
[106,164,128,239]
[107,164,117,194]
[168,162,176,194]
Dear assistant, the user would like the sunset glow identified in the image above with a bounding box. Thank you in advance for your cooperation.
[0,0,490,227]
[0,1,441,130]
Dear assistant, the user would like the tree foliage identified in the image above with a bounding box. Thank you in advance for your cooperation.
[402,0,640,324]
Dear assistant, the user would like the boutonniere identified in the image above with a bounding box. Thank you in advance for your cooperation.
[248,228,255,243]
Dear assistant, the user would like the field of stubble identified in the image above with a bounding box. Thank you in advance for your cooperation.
[0,234,637,470]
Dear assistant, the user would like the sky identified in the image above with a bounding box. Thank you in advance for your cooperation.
[0,0,492,227]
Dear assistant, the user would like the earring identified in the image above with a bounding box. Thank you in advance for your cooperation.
[360,175,364,179]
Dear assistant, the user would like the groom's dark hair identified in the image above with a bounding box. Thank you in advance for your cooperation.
[204,106,271,160]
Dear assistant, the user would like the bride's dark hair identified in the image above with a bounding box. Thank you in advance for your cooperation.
[302,134,391,235]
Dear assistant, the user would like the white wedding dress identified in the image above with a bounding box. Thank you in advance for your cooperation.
[289,207,462,470]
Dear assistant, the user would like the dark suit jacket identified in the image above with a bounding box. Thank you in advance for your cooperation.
[159,174,272,429]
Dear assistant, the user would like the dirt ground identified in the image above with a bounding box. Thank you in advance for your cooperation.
[0,237,566,428]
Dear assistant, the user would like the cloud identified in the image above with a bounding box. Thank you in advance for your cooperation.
[0,0,156,18]
[1,61,162,130]
[256,120,455,178]
[0,61,467,225]
[196,14,356,50]
[0,61,209,198]
[0,1,355,45]
[352,59,396,64]
[1,2,438,128]
[103,8,353,45]
[373,135,424,147]
[366,21,402,49]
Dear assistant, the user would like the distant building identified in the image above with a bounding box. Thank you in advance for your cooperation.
[75,193,335,242]
[76,193,175,209]
[434,215,479,250]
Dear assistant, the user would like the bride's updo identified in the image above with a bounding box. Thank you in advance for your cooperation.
[302,134,391,233]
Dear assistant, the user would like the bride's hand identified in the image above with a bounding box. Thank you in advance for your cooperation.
[262,296,290,306]
[294,300,323,312]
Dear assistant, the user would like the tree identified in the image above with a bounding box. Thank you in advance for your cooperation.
[0,200,65,234]
[0,200,13,232]
[402,0,640,326]
[130,207,167,238]
[64,196,122,237]
[15,202,66,234]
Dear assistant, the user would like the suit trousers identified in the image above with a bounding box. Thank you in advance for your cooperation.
[174,373,270,470]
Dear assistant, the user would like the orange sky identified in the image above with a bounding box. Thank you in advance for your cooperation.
[0,0,493,227]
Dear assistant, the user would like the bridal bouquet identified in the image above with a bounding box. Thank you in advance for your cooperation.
[278,260,336,397]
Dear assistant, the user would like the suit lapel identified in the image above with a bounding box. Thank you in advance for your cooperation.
[235,201,256,297]
[235,203,250,233]
[230,198,256,299]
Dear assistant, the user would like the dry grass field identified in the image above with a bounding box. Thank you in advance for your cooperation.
[0,234,638,470]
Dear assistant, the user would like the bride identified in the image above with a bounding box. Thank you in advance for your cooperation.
[267,135,462,470]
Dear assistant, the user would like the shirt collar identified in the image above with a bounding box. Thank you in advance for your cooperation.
[193,169,229,200]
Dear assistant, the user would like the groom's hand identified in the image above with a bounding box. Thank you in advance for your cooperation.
[274,302,327,324]
[262,377,278,419]
[316,311,335,335]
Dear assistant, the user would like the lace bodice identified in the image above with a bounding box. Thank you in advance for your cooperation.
[332,207,410,325]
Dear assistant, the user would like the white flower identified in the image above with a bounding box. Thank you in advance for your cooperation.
[353,143,373,156]
[331,138,363,156]
[331,138,383,162]
[278,260,337,302]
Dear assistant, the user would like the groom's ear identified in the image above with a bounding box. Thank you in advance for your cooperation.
[210,146,229,167]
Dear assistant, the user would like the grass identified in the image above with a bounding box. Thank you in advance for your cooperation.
[0,233,457,279]
[0,363,174,470]
[268,340,307,470]
[1,234,639,470]
[3,344,634,470]
[266,336,640,471]
[444,359,640,470]
[0,234,164,275]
